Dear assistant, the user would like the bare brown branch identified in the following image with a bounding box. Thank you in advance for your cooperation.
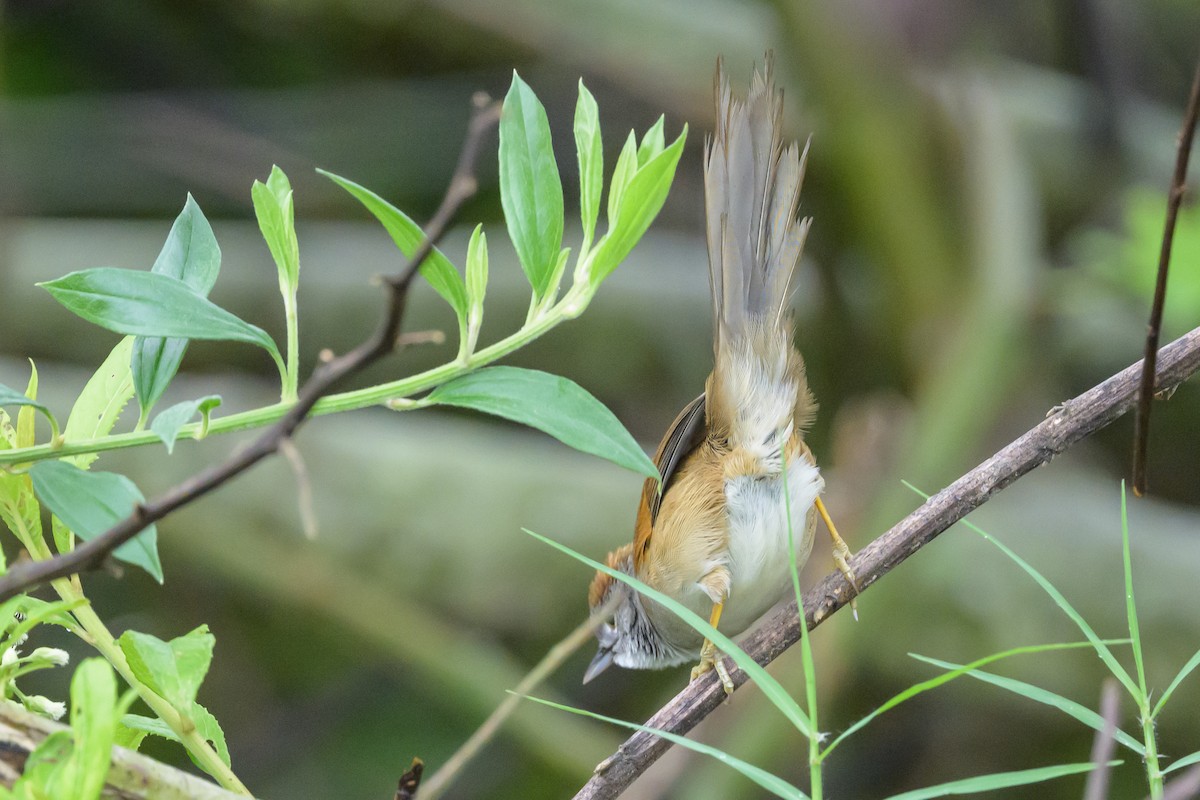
[1132,58,1200,496]
[574,323,1200,800]
[0,95,502,603]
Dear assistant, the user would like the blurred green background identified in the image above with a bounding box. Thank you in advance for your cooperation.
[2,1,1200,798]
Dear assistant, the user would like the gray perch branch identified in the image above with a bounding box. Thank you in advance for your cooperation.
[574,323,1200,800]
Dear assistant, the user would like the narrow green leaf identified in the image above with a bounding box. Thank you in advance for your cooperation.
[17,363,40,448]
[500,71,564,297]
[1153,646,1200,719]
[592,127,688,285]
[252,166,300,288]
[823,641,1128,759]
[0,382,57,444]
[910,653,1145,755]
[40,269,281,367]
[427,366,657,480]
[1120,485,1148,703]
[885,761,1118,799]
[523,528,815,739]
[574,81,603,250]
[118,626,213,709]
[64,337,135,470]
[637,115,666,166]
[606,132,638,226]
[1164,749,1200,774]
[465,225,488,320]
[519,693,808,800]
[133,195,222,417]
[318,170,467,318]
[65,658,117,800]
[150,396,222,454]
[30,461,162,583]
[903,482,1141,699]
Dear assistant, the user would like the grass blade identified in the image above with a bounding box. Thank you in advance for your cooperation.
[516,693,808,800]
[1120,484,1148,703]
[1164,750,1200,775]
[902,482,1140,698]
[1153,646,1200,719]
[823,642,1105,758]
[522,528,816,738]
[885,761,1119,799]
[910,652,1145,755]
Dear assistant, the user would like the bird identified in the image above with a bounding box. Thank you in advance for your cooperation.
[584,56,857,693]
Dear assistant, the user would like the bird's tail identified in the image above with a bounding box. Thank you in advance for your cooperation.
[704,55,815,452]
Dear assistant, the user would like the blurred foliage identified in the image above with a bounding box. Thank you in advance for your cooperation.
[2,0,1200,798]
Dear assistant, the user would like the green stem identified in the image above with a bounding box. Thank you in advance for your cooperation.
[1141,701,1163,799]
[10,517,249,793]
[61,588,252,795]
[0,283,594,467]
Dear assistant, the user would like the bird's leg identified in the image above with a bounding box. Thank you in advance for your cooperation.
[814,496,860,618]
[690,601,735,694]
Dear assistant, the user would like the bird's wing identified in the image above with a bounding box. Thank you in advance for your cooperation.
[634,392,707,563]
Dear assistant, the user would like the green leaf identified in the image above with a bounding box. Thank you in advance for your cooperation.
[133,195,222,417]
[427,366,657,480]
[519,693,808,800]
[903,482,1141,699]
[64,658,118,800]
[252,166,300,289]
[318,170,467,319]
[574,81,603,250]
[822,641,1131,759]
[1120,485,1149,704]
[464,225,488,354]
[592,126,687,286]
[0,382,57,444]
[1154,645,1200,719]
[40,269,281,367]
[150,396,222,454]
[1164,749,1200,774]
[30,461,162,583]
[121,703,230,773]
[523,528,816,739]
[637,115,666,166]
[884,761,1117,799]
[63,337,135,470]
[18,731,73,796]
[113,722,147,753]
[606,132,638,227]
[17,364,40,448]
[191,702,231,767]
[500,71,564,298]
[117,626,213,709]
[909,653,1145,755]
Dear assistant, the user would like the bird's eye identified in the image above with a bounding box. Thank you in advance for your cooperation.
[597,623,618,647]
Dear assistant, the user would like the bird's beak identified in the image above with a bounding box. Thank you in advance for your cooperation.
[583,644,615,684]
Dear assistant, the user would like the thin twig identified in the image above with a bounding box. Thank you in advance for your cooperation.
[1132,58,1200,496]
[420,594,622,800]
[574,323,1200,800]
[0,95,502,603]
[1083,679,1120,800]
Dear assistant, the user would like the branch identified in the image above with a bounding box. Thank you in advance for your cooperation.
[0,93,503,604]
[0,700,249,799]
[1132,57,1200,495]
[574,323,1200,800]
